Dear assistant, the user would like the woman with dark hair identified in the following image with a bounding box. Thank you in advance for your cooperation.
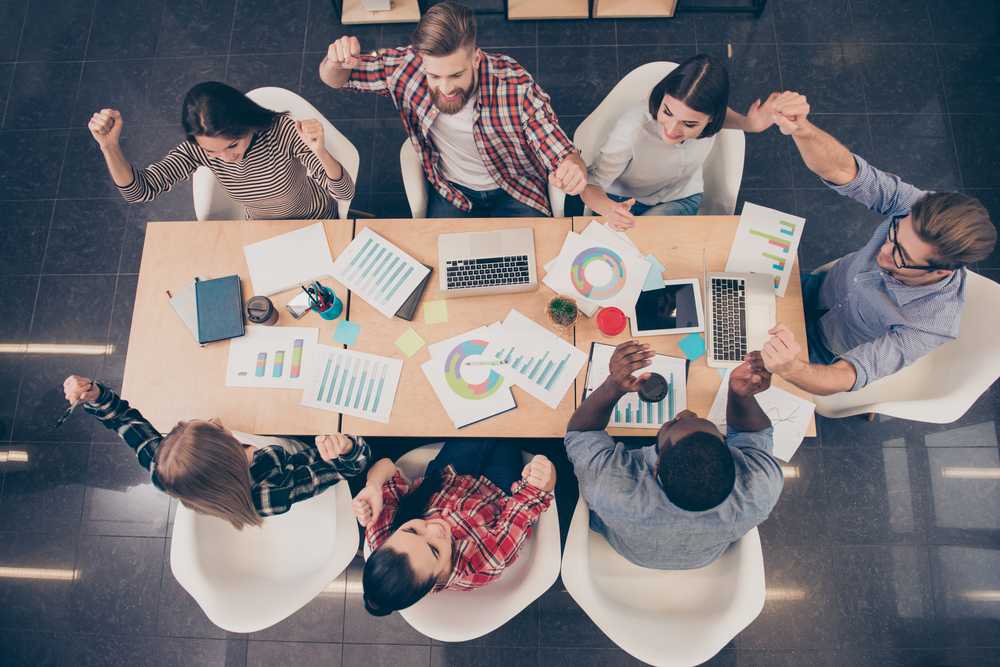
[352,440,555,616]
[581,54,783,230]
[87,81,354,219]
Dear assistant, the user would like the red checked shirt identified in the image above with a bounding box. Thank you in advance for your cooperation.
[366,466,552,591]
[346,47,577,215]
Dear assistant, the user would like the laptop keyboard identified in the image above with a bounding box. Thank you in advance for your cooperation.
[710,278,748,362]
[445,255,530,290]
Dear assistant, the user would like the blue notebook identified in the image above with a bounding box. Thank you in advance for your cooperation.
[194,275,245,344]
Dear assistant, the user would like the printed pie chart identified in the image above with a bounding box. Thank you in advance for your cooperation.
[570,246,627,300]
[444,339,504,400]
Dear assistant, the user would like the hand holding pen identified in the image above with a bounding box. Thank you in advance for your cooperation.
[57,375,100,428]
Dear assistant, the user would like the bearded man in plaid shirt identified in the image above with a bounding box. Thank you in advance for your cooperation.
[319,1,587,218]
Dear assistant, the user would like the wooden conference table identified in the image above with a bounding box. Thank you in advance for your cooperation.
[122,216,816,438]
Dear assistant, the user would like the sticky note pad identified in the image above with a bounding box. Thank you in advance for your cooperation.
[333,320,360,346]
[424,300,448,325]
[679,333,706,361]
[395,328,426,358]
[642,254,666,292]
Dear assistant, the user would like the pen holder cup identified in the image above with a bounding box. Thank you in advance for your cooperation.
[312,287,343,321]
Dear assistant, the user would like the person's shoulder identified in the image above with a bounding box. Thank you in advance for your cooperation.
[485,51,535,86]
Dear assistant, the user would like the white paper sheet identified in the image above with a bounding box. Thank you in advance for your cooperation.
[421,326,516,428]
[543,221,650,316]
[226,326,319,389]
[331,227,431,318]
[483,309,587,409]
[583,342,688,429]
[300,345,403,423]
[707,369,815,462]
[725,202,807,297]
[243,223,337,296]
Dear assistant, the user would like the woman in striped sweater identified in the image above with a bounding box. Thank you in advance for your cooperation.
[88,81,354,220]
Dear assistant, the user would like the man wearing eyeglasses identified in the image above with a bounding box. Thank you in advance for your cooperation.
[757,93,996,396]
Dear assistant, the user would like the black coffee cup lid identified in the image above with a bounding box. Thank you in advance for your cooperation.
[246,296,274,323]
[638,372,668,402]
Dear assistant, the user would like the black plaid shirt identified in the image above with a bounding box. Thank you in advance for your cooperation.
[83,384,370,516]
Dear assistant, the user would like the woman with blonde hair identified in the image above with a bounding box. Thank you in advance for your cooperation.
[63,376,370,527]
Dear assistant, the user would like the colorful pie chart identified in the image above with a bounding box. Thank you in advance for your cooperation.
[570,246,627,300]
[444,339,504,401]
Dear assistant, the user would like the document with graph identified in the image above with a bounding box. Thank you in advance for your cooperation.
[300,345,403,423]
[483,309,587,409]
[225,326,319,389]
[331,227,430,318]
[725,203,806,297]
[707,369,815,462]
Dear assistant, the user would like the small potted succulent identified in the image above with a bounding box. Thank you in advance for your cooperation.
[547,296,579,329]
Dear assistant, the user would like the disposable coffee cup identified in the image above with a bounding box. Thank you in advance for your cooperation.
[638,372,668,403]
[246,296,278,325]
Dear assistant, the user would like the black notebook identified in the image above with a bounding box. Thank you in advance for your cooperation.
[194,275,245,344]
[394,264,433,321]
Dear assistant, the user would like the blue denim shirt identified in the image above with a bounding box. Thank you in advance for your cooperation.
[565,427,783,570]
[816,154,966,390]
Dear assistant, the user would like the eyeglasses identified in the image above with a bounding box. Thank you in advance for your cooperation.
[886,216,955,272]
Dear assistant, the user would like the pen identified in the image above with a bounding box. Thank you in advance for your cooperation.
[462,360,508,366]
[55,379,96,429]
[300,285,320,309]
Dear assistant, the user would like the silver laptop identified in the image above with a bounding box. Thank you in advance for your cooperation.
[438,228,538,297]
[703,255,776,368]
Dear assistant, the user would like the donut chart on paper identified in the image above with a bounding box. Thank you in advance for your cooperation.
[570,246,627,300]
[444,339,504,400]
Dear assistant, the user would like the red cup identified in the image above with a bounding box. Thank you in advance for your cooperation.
[596,306,627,336]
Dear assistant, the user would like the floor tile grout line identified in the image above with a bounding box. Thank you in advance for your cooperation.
[224,0,241,81]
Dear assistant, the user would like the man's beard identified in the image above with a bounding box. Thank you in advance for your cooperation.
[432,82,475,114]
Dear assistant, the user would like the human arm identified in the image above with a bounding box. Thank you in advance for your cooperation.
[566,340,654,433]
[581,113,639,229]
[516,80,586,197]
[723,94,777,133]
[351,457,400,527]
[250,435,371,516]
[318,36,362,90]
[484,456,555,568]
[770,92,858,186]
[319,37,405,95]
[290,118,356,201]
[88,108,135,187]
[726,352,773,432]
[66,376,162,472]
[760,323,857,395]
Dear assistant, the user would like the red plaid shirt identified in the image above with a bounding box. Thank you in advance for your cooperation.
[366,466,552,591]
[346,47,577,215]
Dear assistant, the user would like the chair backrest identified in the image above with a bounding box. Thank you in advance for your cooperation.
[399,139,567,218]
[560,496,765,666]
[363,443,561,642]
[815,270,1000,422]
[192,88,360,220]
[573,61,745,216]
[170,481,358,633]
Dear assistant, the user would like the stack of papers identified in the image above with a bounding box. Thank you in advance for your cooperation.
[243,223,337,296]
[483,309,587,409]
[583,342,688,429]
[707,369,815,461]
[331,228,431,318]
[543,221,650,316]
[421,324,517,428]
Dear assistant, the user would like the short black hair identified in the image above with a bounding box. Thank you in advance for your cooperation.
[647,54,730,138]
[362,546,437,617]
[181,81,279,142]
[657,431,735,511]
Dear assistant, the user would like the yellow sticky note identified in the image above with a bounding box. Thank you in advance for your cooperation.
[394,328,426,358]
[424,300,448,325]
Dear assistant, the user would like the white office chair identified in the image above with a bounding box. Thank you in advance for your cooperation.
[813,268,1000,422]
[573,61,746,217]
[192,87,360,221]
[362,442,561,642]
[170,480,359,633]
[399,140,566,218]
[560,497,765,667]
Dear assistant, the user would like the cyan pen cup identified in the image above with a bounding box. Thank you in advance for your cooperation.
[312,286,343,320]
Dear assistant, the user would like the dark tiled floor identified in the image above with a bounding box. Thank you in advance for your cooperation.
[0,0,998,665]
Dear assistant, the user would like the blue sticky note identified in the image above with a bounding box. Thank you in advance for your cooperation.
[333,320,360,346]
[642,254,666,292]
[679,333,706,361]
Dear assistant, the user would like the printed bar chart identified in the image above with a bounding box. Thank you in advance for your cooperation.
[726,203,806,297]
[301,345,402,423]
[227,327,319,390]
[611,372,674,428]
[332,228,430,318]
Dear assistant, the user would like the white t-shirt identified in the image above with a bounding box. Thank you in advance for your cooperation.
[587,107,716,206]
[429,95,499,191]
